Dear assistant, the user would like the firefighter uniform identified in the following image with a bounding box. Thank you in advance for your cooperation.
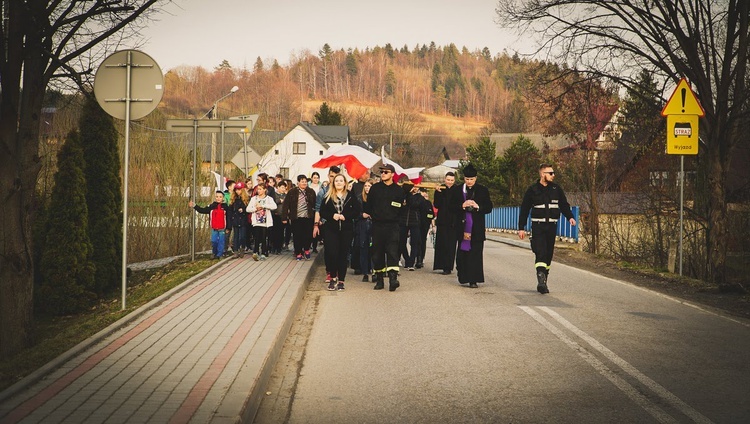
[364,175,406,291]
[518,181,574,292]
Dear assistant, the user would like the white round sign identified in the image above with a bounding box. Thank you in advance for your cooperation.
[94,49,164,120]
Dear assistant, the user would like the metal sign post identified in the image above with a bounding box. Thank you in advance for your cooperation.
[166,119,255,260]
[661,77,705,276]
[94,50,164,310]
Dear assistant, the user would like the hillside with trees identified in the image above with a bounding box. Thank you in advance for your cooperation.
[159,43,551,164]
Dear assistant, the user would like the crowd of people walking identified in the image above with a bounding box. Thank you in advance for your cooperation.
[191,161,574,294]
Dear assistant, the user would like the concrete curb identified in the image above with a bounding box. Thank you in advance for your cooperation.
[239,253,322,424]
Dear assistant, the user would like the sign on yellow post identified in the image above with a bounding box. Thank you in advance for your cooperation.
[666,115,699,155]
[661,78,705,117]
[661,78,704,155]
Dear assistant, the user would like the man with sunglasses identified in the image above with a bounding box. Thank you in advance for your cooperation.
[518,163,576,294]
[363,163,406,291]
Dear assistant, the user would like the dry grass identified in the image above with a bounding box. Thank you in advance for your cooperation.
[302,100,489,143]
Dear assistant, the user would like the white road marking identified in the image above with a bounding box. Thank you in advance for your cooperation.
[537,306,714,424]
[519,306,678,424]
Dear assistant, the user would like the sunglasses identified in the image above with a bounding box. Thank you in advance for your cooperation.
[380,170,392,174]
[543,171,555,175]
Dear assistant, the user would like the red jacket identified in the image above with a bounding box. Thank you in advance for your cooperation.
[193,202,229,230]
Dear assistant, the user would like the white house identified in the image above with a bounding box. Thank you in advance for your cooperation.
[257,122,350,179]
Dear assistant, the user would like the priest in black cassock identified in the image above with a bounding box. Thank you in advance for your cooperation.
[432,171,458,274]
[450,163,493,288]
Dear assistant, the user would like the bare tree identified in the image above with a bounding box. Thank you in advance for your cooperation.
[0,0,162,358]
[497,0,750,289]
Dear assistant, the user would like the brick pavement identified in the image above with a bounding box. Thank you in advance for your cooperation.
[0,252,316,424]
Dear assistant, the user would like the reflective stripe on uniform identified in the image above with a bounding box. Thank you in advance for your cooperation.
[531,218,558,222]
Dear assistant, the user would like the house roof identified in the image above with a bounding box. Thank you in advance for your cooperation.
[490,133,577,155]
[297,122,349,147]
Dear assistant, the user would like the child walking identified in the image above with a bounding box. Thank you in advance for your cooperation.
[229,182,250,258]
[248,183,277,260]
[189,191,229,260]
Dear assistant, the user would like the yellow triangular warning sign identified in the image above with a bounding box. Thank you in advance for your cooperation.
[661,78,705,117]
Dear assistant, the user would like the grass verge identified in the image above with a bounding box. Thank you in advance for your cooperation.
[0,256,215,393]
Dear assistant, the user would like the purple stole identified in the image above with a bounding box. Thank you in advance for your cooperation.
[460,185,473,251]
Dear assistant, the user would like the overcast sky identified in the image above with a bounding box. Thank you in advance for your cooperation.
[136,0,536,72]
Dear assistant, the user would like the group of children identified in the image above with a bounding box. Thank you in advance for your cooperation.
[189,173,292,261]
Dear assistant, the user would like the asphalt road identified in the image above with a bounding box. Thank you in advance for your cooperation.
[255,240,750,424]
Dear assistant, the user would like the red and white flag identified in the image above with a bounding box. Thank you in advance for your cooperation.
[380,146,424,185]
[312,144,380,180]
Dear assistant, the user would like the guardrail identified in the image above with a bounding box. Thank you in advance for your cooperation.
[485,206,580,243]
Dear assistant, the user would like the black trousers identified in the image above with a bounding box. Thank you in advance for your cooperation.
[530,222,557,273]
[323,224,354,281]
[371,221,400,274]
[291,217,313,255]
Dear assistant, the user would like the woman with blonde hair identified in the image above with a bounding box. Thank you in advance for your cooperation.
[319,174,361,290]
[229,182,250,258]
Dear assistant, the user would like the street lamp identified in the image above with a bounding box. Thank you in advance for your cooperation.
[204,85,239,173]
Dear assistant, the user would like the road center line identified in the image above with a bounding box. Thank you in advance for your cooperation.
[537,306,714,424]
[518,306,677,424]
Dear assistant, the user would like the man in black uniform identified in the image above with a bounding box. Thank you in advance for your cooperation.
[518,163,576,294]
[449,164,493,288]
[432,171,458,274]
[363,164,406,291]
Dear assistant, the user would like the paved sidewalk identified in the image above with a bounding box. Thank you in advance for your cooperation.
[0,252,317,424]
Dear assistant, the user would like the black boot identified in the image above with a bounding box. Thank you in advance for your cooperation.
[536,270,549,294]
[373,272,385,290]
[388,270,400,292]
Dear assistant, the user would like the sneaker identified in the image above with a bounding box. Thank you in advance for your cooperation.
[407,266,415,271]
[296,254,303,261]
[469,282,479,288]
[327,281,337,291]
[362,275,369,282]
[325,272,332,283]
[260,255,267,261]
[336,282,345,291]
[252,253,259,261]
[304,250,311,260]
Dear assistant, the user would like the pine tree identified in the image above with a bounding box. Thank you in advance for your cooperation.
[313,102,343,125]
[80,95,122,295]
[465,134,507,205]
[38,130,96,315]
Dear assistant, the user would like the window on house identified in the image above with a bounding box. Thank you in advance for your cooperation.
[319,150,324,155]
[293,142,306,155]
[280,167,289,179]
[274,149,279,155]
[649,171,669,187]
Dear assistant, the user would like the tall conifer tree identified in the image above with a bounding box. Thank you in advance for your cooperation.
[38,130,96,315]
[80,95,122,295]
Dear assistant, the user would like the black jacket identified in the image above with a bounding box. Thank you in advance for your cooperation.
[319,191,361,232]
[518,181,573,229]
[400,191,424,227]
[281,186,316,221]
[363,181,406,224]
